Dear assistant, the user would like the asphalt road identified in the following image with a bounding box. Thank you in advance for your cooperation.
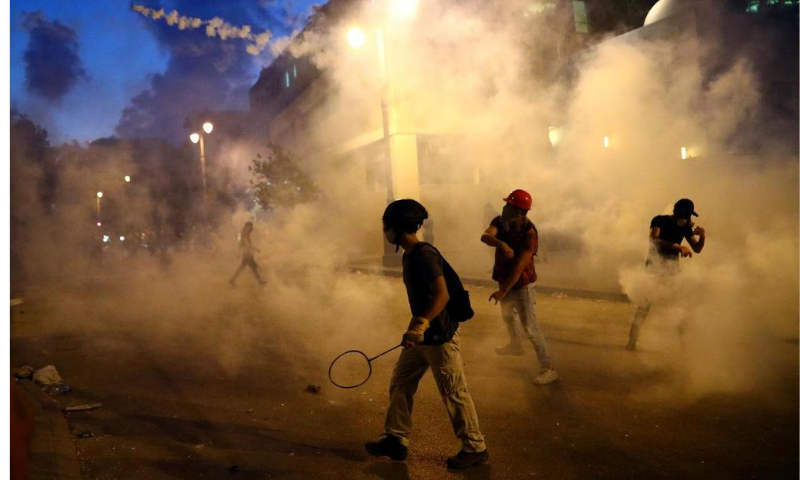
[11,271,799,480]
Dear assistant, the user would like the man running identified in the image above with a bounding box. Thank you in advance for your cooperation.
[627,198,706,350]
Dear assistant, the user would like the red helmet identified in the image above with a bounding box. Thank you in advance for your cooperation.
[503,189,532,210]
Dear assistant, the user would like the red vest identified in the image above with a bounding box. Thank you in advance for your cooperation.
[491,217,538,290]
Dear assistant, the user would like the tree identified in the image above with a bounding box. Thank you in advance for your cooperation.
[248,143,319,210]
[10,110,57,211]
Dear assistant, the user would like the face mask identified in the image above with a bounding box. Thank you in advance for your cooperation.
[501,205,521,228]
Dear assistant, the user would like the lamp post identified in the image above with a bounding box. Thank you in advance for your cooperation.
[348,25,395,203]
[189,122,214,215]
[96,191,103,222]
[349,0,418,265]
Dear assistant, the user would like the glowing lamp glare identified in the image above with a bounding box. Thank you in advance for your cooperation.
[347,27,366,49]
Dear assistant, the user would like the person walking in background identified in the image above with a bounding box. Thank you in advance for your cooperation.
[229,221,266,287]
[481,189,558,385]
[627,198,706,350]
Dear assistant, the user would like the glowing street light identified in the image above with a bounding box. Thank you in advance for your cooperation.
[348,3,417,265]
[680,146,688,160]
[119,236,126,242]
[391,0,418,18]
[124,175,131,183]
[189,126,212,213]
[347,27,367,49]
[97,222,102,227]
[96,191,103,222]
[603,136,610,149]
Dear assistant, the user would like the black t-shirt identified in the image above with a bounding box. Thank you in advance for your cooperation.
[649,214,693,260]
[402,243,458,346]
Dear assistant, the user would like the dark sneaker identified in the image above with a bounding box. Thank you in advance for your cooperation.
[365,435,408,462]
[446,449,489,469]
[494,345,523,356]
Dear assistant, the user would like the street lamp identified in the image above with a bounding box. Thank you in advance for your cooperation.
[348,25,394,201]
[347,27,367,49]
[124,175,131,183]
[189,123,213,215]
[390,0,418,18]
[349,3,417,266]
[96,191,103,222]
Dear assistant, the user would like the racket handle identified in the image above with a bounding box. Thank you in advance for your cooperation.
[368,344,403,362]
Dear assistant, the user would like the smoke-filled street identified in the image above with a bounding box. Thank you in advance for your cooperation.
[8,0,800,478]
[10,267,798,479]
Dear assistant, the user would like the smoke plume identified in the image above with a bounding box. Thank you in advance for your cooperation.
[21,11,86,102]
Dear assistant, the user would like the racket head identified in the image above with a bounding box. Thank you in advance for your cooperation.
[328,349,373,389]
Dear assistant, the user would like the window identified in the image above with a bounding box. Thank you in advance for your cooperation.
[572,1,589,33]
[284,71,291,88]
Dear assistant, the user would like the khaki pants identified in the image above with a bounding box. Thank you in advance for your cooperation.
[384,331,487,452]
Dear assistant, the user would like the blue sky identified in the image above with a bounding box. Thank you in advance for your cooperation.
[10,1,318,144]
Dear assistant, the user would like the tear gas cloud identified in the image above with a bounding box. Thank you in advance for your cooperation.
[11,0,797,398]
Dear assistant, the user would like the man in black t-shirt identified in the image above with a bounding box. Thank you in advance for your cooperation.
[627,198,706,350]
[365,199,488,470]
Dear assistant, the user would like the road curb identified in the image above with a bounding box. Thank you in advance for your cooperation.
[347,264,630,303]
[16,379,83,480]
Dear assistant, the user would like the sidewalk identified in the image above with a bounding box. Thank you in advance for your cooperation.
[347,256,630,303]
[15,378,83,480]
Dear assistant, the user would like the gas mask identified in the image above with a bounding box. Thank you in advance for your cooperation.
[501,204,522,229]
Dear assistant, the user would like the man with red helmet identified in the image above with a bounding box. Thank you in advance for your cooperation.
[480,189,558,385]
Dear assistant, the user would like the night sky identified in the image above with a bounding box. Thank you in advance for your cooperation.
[10,0,320,144]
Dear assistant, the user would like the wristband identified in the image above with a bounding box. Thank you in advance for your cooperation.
[407,316,430,333]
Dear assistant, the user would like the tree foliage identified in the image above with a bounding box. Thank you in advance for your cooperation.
[248,143,319,210]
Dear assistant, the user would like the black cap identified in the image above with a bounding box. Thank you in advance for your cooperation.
[673,198,698,218]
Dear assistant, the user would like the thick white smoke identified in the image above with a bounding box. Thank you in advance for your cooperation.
[12,0,797,399]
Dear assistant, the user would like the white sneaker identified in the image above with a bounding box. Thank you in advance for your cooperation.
[533,368,559,385]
